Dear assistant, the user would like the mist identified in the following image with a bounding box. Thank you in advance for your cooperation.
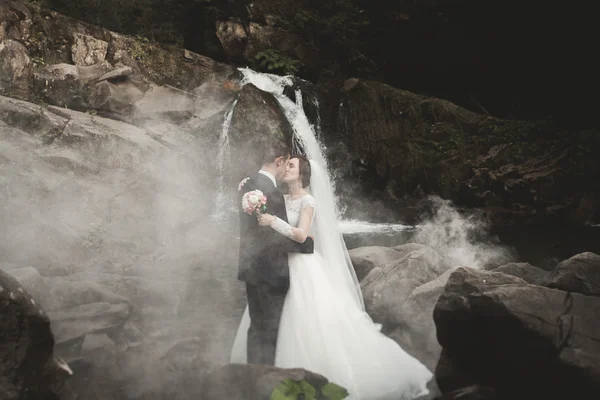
[0,92,245,398]
[412,196,516,269]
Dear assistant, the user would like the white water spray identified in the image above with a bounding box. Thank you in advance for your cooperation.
[213,98,238,220]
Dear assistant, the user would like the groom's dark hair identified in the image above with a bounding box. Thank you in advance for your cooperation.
[261,140,290,165]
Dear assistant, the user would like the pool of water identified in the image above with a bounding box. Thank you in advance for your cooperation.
[339,220,418,249]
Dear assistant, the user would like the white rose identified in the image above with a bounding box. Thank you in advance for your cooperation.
[249,195,259,204]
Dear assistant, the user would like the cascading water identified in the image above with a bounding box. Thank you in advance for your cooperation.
[213,98,238,221]
[238,68,412,236]
[239,68,344,216]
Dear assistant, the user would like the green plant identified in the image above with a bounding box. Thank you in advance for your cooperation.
[30,56,45,68]
[321,382,349,400]
[253,49,301,75]
[271,379,317,400]
[270,379,348,400]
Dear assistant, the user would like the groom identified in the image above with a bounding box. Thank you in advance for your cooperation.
[237,141,314,365]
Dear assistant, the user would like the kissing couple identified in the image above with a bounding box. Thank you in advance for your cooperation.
[231,140,432,400]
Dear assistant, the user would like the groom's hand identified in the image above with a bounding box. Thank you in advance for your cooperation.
[299,236,314,254]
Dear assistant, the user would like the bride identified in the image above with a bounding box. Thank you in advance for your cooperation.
[231,155,433,400]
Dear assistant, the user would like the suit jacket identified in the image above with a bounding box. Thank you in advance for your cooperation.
[238,173,314,287]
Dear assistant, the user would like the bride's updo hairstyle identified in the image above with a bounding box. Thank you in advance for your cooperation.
[292,154,311,188]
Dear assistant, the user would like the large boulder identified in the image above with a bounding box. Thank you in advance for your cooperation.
[71,32,108,66]
[0,269,72,400]
[389,267,460,370]
[0,39,31,99]
[536,252,600,296]
[360,244,448,332]
[433,267,600,397]
[228,82,294,181]
[491,262,546,284]
[347,245,404,282]
[32,62,113,109]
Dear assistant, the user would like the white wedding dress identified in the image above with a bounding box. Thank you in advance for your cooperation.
[231,194,433,400]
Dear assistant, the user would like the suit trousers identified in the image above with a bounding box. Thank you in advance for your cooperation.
[245,282,288,365]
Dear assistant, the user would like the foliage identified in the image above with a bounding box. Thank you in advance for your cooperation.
[255,0,374,77]
[321,382,350,400]
[271,379,317,400]
[270,378,348,400]
[252,49,301,75]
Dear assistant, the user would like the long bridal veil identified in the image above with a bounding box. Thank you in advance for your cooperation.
[307,160,366,312]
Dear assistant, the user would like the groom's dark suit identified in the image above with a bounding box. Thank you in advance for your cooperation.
[238,172,314,364]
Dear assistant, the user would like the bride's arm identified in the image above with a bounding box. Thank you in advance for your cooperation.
[257,206,314,243]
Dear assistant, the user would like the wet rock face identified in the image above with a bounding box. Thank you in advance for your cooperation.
[228,82,294,181]
[319,78,600,226]
[0,269,71,400]
[433,266,600,397]
[0,0,234,111]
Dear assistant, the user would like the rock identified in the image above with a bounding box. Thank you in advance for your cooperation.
[32,63,83,108]
[45,275,130,312]
[492,262,546,283]
[342,78,360,92]
[201,364,345,400]
[323,79,600,225]
[106,31,230,91]
[0,94,68,136]
[81,333,117,368]
[7,266,53,309]
[97,66,133,83]
[0,39,31,99]
[361,244,448,331]
[215,20,248,60]
[0,269,72,399]
[31,61,113,109]
[47,105,166,153]
[132,84,196,124]
[347,245,403,281]
[1,0,232,113]
[71,33,108,66]
[70,271,184,312]
[389,267,460,370]
[89,79,144,121]
[228,82,294,181]
[536,252,600,296]
[75,61,113,83]
[48,302,129,344]
[215,18,318,74]
[392,243,437,260]
[191,77,239,119]
[36,146,98,174]
[433,267,600,397]
[432,384,496,400]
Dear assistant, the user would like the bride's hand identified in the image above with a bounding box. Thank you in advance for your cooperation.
[257,213,275,226]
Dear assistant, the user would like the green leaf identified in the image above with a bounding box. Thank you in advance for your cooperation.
[270,379,317,400]
[321,382,349,400]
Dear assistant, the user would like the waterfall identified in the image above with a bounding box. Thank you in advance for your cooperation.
[213,98,238,221]
[239,68,345,217]
[236,68,412,236]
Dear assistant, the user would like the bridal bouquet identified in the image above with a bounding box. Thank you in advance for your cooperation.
[242,190,268,215]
